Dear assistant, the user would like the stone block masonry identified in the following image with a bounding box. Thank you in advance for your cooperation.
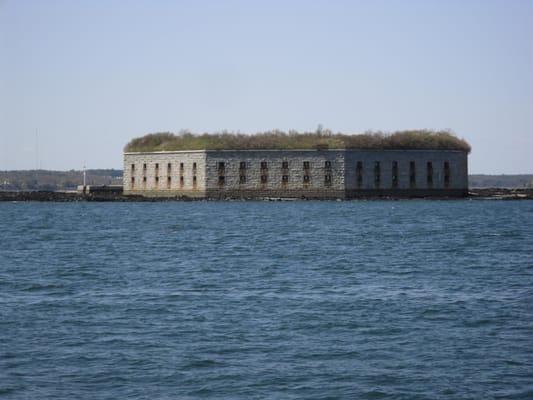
[123,150,207,198]
[123,149,468,199]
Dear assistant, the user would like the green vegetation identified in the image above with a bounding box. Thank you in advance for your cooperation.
[124,129,471,153]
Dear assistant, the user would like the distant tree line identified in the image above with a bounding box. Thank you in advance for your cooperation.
[0,169,122,191]
[124,129,471,153]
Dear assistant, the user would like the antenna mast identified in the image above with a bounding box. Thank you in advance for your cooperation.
[35,128,39,170]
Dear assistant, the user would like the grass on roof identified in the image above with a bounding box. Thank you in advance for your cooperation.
[124,129,471,153]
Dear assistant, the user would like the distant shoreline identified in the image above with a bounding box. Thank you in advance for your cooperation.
[1,188,532,202]
[1,171,532,192]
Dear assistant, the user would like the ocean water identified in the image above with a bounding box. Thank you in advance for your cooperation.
[1,200,533,399]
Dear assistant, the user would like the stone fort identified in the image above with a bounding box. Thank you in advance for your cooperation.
[123,131,469,199]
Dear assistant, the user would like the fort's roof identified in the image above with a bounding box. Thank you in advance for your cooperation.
[124,130,471,153]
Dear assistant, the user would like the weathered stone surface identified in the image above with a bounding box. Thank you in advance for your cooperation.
[123,151,206,197]
[123,149,469,199]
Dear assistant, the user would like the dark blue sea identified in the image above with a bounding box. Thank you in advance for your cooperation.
[1,201,533,399]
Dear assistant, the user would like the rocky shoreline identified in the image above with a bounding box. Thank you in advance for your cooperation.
[1,188,533,202]
[467,188,533,200]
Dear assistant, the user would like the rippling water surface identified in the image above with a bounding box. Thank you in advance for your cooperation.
[1,201,533,399]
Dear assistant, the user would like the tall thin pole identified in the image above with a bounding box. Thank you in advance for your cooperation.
[35,128,39,170]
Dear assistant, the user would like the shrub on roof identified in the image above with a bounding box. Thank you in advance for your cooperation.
[124,129,471,153]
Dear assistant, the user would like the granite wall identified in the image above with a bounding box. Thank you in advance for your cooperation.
[205,150,345,199]
[123,151,206,197]
[123,149,468,198]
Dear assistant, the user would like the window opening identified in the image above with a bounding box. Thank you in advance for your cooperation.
[356,161,363,188]
[374,161,381,188]
[409,161,416,188]
[427,162,433,187]
[444,161,451,188]
[392,161,399,188]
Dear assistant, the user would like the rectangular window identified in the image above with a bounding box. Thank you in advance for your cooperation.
[155,176,159,183]
[444,161,450,188]
[218,175,225,185]
[193,162,197,171]
[143,163,147,170]
[261,175,268,183]
[193,176,197,187]
[282,175,289,183]
[325,174,332,185]
[427,161,433,187]
[303,175,310,183]
[392,161,399,188]
[356,161,363,188]
[180,162,184,170]
[131,176,135,187]
[143,176,147,182]
[180,176,184,186]
[218,162,225,171]
[167,176,171,189]
[282,161,289,169]
[155,163,159,170]
[374,161,381,188]
[239,162,246,183]
[261,161,268,170]
[303,161,310,170]
[167,163,171,171]
[325,160,331,169]
[409,161,416,188]
[131,164,135,171]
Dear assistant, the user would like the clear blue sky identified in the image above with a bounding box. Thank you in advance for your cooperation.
[1,0,532,173]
